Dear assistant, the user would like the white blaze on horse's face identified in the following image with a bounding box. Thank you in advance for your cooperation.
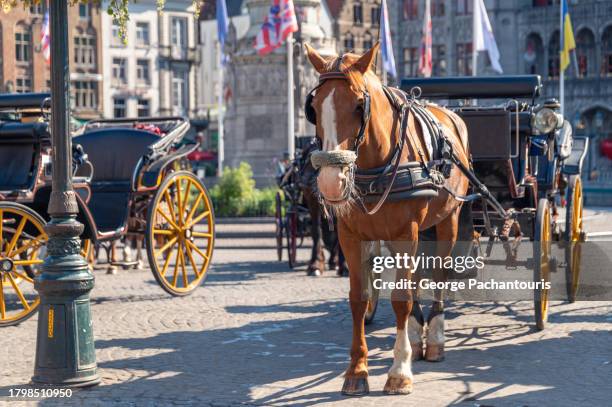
[317,88,348,203]
[320,89,339,152]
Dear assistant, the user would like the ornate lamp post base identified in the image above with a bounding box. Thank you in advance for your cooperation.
[32,218,99,387]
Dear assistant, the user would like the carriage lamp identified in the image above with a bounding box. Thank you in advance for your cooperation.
[533,108,563,134]
[0,258,13,273]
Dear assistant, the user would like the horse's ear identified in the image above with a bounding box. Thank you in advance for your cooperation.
[354,42,380,74]
[304,43,327,74]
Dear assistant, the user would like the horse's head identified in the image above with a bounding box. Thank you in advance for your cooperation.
[304,43,384,213]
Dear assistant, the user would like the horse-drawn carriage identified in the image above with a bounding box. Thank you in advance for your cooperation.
[0,93,215,327]
[392,75,588,330]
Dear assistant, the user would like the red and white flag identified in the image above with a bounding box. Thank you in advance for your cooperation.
[40,10,51,63]
[254,0,298,55]
[418,0,432,77]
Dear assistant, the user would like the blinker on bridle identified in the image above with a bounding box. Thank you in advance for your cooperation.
[305,55,372,156]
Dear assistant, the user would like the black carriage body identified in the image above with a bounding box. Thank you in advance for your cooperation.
[400,75,588,239]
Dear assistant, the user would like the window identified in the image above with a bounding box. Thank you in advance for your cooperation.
[15,77,32,93]
[79,3,89,19]
[136,59,150,84]
[575,28,595,78]
[137,99,150,117]
[136,22,150,46]
[533,0,559,6]
[171,17,188,49]
[433,45,447,76]
[363,33,373,52]
[456,0,473,15]
[602,26,612,77]
[112,58,127,84]
[111,22,124,46]
[73,81,97,109]
[432,0,445,17]
[403,0,418,20]
[353,4,363,24]
[456,43,473,75]
[524,33,544,75]
[548,31,560,79]
[15,26,31,63]
[73,30,96,67]
[344,34,355,51]
[171,68,189,115]
[371,6,380,26]
[30,4,43,15]
[403,47,417,77]
[113,97,126,118]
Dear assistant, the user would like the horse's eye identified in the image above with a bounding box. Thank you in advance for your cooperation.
[355,103,364,113]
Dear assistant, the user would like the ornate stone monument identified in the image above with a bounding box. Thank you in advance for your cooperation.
[224,0,335,184]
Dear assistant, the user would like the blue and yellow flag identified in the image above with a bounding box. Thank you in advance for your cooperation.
[560,0,576,71]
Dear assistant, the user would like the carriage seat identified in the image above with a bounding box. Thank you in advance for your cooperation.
[74,128,159,236]
[0,122,47,191]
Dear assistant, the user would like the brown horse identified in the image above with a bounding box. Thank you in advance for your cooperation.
[304,42,471,396]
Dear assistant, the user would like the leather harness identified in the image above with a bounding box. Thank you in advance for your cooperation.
[305,57,504,217]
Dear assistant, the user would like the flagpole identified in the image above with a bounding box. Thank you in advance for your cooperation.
[559,0,565,117]
[217,40,224,177]
[472,0,478,76]
[287,32,295,160]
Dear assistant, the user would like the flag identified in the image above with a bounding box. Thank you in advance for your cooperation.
[418,0,432,77]
[473,0,503,74]
[560,0,576,72]
[254,0,298,55]
[380,0,397,78]
[40,10,50,63]
[216,0,229,47]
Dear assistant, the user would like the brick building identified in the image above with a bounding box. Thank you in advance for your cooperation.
[326,0,382,55]
[0,2,103,119]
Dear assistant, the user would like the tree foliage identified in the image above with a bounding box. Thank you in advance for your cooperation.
[1,0,205,43]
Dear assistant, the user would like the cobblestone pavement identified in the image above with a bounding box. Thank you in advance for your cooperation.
[1,209,612,406]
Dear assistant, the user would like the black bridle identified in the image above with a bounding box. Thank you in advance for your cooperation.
[305,56,417,215]
[305,56,372,154]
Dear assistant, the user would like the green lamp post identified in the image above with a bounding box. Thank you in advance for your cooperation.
[31,0,100,387]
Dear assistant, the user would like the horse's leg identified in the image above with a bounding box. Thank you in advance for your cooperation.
[384,225,419,395]
[425,207,461,362]
[305,188,325,276]
[339,227,369,396]
[408,299,425,361]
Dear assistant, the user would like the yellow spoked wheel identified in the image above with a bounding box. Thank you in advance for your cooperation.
[0,202,47,327]
[533,198,552,331]
[146,171,215,296]
[565,175,584,303]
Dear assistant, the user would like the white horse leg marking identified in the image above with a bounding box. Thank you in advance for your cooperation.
[388,322,413,380]
[320,89,338,151]
[427,314,445,345]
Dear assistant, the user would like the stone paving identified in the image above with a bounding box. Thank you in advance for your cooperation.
[1,210,611,406]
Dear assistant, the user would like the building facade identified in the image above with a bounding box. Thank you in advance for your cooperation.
[0,2,103,119]
[391,0,612,203]
[326,0,382,55]
[158,1,200,117]
[223,0,335,184]
[100,0,198,119]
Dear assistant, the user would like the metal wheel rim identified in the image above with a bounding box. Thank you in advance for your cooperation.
[0,204,47,326]
[147,172,214,295]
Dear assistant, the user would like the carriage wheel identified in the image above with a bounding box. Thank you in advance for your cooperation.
[275,192,284,262]
[564,176,584,303]
[146,171,215,296]
[0,202,47,327]
[533,198,552,331]
[286,210,298,269]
